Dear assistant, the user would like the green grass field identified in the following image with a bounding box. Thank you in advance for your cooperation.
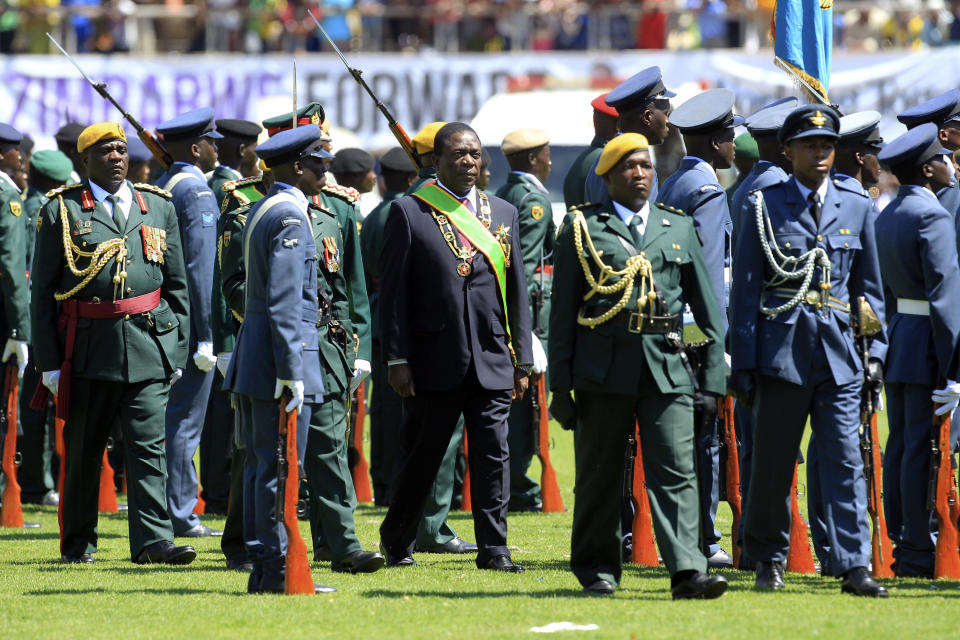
[3,409,960,639]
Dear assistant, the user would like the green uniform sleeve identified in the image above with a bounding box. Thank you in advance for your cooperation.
[546,214,581,391]
[219,210,247,322]
[0,189,29,341]
[158,196,191,370]
[335,201,371,363]
[30,197,64,371]
[211,212,236,354]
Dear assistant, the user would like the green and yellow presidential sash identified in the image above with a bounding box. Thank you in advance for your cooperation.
[413,182,516,363]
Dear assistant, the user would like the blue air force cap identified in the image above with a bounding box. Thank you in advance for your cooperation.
[744,97,799,136]
[897,89,960,129]
[605,66,676,112]
[157,107,223,142]
[838,111,884,149]
[0,123,23,145]
[125,137,153,164]
[778,105,840,144]
[669,88,744,134]
[256,125,329,168]
[878,122,950,170]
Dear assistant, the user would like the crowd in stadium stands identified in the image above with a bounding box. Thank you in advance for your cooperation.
[3,0,960,54]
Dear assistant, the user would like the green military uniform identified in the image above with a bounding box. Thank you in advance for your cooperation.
[207,165,243,210]
[495,171,554,509]
[22,186,44,271]
[360,187,405,504]
[220,175,267,216]
[0,174,29,334]
[405,166,436,197]
[303,195,367,563]
[562,134,605,207]
[549,199,725,588]
[31,181,190,560]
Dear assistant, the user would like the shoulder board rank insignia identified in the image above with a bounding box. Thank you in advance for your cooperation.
[141,225,167,264]
[322,184,360,203]
[133,183,173,199]
[322,236,341,272]
[698,184,719,193]
[9,201,21,217]
[531,204,544,220]
[44,183,83,199]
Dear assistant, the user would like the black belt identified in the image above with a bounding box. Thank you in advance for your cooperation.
[582,305,681,334]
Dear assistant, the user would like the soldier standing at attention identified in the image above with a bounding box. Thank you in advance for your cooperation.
[17,149,72,507]
[562,93,618,208]
[495,128,553,512]
[361,147,418,505]
[54,123,86,183]
[32,123,195,565]
[584,67,675,204]
[154,107,224,538]
[875,123,960,578]
[726,133,757,210]
[0,123,29,380]
[897,89,960,218]
[549,133,728,599]
[208,119,261,209]
[729,105,888,597]
[657,88,743,569]
[221,126,334,595]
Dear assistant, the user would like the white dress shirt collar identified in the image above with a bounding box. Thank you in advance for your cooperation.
[612,199,650,228]
[0,170,20,193]
[88,179,133,219]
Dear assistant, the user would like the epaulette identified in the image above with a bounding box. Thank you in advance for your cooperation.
[567,202,600,212]
[832,177,869,198]
[44,183,83,199]
[223,176,263,193]
[321,183,360,203]
[134,183,172,198]
[657,202,685,215]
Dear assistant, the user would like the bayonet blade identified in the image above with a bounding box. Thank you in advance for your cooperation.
[292,59,298,130]
[46,32,98,87]
[308,10,352,69]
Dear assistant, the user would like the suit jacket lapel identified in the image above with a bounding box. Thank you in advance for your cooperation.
[819,180,842,232]
[88,181,121,235]
[641,206,669,250]
[601,206,638,252]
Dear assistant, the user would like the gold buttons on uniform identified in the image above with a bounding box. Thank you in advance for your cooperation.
[784,242,791,248]
[167,322,172,328]
[126,287,132,294]
[844,242,849,248]
[124,314,130,320]
[675,257,682,263]
[816,234,823,241]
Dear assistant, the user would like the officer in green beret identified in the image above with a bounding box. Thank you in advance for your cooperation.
[550,133,728,599]
[495,128,554,511]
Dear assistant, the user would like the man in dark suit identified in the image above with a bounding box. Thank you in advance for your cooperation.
[378,122,533,572]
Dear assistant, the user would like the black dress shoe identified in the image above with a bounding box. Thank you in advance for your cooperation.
[841,567,889,598]
[60,553,94,564]
[332,550,386,574]
[313,545,333,562]
[178,523,223,537]
[479,554,525,573]
[707,548,734,569]
[415,537,479,554]
[134,541,197,565]
[226,557,255,572]
[583,579,615,595]
[755,561,785,590]
[379,541,417,567]
[671,571,728,600]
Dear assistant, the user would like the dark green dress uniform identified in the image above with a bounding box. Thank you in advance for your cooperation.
[207,165,243,210]
[495,171,554,509]
[405,166,437,197]
[221,176,268,216]
[22,186,44,271]
[549,199,725,588]
[360,188,405,504]
[0,173,29,338]
[562,134,605,208]
[31,180,190,560]
[303,195,367,563]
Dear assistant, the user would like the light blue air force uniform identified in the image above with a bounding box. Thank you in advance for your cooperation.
[222,182,324,582]
[876,184,960,576]
[730,176,887,574]
[155,161,220,533]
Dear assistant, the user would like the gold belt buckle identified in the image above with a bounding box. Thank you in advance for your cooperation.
[805,290,820,305]
[628,311,644,333]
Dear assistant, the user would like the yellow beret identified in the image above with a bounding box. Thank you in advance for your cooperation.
[412,121,448,155]
[595,133,650,176]
[77,122,127,153]
[501,128,550,155]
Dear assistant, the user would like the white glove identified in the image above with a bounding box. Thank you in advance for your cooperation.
[531,333,547,374]
[170,368,183,385]
[349,359,371,393]
[42,370,60,395]
[933,380,960,416]
[274,378,305,413]
[3,338,28,377]
[216,352,232,377]
[193,341,216,372]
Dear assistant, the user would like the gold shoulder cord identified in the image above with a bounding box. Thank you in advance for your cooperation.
[571,208,656,328]
[53,194,128,302]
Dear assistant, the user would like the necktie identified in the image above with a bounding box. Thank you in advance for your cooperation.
[807,192,821,227]
[628,214,644,248]
[107,194,125,231]
[457,195,474,261]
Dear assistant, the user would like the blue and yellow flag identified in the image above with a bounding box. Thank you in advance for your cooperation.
[772,0,833,104]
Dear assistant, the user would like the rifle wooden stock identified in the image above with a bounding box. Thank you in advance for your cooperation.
[461,432,472,512]
[863,411,894,578]
[0,365,23,528]
[533,375,564,512]
[97,448,118,513]
[933,408,960,579]
[718,396,741,567]
[350,384,372,503]
[278,399,314,594]
[786,462,816,574]
[54,402,65,553]
[137,130,173,171]
[193,484,206,514]
[630,423,659,566]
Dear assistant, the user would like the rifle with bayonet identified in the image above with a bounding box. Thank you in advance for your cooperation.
[307,11,421,170]
[46,32,173,170]
[929,386,960,578]
[530,373,563,512]
[276,390,314,594]
[0,364,23,528]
